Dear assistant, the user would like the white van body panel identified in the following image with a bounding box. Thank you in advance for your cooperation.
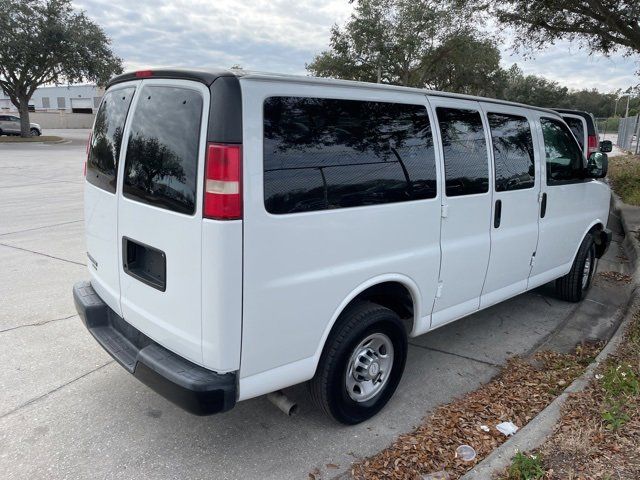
[201,219,243,372]
[238,78,442,386]
[116,79,210,366]
[428,96,492,328]
[85,182,122,316]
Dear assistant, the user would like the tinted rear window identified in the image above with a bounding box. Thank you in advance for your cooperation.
[263,97,437,214]
[436,107,489,197]
[123,86,203,215]
[87,87,135,193]
[563,117,585,151]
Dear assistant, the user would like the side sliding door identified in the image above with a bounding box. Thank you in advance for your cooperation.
[429,97,493,328]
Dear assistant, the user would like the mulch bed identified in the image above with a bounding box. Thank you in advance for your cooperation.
[348,344,601,480]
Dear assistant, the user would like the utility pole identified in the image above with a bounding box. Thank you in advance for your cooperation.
[625,94,631,117]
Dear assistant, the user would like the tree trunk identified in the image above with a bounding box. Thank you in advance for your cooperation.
[18,96,31,137]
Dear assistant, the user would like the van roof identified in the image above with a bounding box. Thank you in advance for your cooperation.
[107,68,561,117]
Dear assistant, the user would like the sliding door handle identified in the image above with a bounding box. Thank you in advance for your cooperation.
[494,199,502,228]
[540,192,548,218]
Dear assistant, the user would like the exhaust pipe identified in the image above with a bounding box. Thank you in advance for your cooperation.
[267,390,298,416]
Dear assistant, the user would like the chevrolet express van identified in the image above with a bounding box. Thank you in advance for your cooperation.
[73,69,612,424]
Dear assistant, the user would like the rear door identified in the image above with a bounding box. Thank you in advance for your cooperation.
[85,83,137,315]
[116,79,209,365]
[429,97,492,327]
[479,105,541,307]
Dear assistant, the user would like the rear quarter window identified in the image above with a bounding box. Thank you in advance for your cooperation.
[86,87,135,193]
[123,85,203,215]
[263,97,437,214]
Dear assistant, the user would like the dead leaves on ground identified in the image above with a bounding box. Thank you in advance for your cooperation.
[349,344,600,480]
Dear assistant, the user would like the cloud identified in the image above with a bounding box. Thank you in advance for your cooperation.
[73,0,638,92]
[501,40,639,92]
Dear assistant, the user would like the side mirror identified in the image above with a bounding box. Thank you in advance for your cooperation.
[599,140,613,153]
[587,152,608,178]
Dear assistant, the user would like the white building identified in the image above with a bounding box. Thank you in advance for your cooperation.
[0,84,104,113]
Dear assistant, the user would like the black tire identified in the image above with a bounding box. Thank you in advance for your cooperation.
[0,128,3,136]
[308,301,408,424]
[30,128,40,137]
[555,234,596,302]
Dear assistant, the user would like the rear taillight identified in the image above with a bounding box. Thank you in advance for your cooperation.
[204,143,242,220]
[587,135,598,155]
[84,131,92,176]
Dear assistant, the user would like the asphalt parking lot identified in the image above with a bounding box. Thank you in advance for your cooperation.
[0,130,633,480]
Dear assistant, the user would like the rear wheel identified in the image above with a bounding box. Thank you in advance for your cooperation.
[555,234,596,302]
[309,301,407,424]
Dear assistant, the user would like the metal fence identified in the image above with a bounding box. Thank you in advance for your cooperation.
[617,115,640,153]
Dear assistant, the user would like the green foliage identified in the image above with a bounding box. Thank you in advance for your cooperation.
[0,0,122,136]
[490,0,640,57]
[601,401,630,430]
[306,0,503,95]
[601,364,639,397]
[608,155,640,206]
[506,451,545,480]
[306,0,630,116]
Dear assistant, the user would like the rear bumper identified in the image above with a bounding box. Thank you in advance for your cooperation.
[73,281,237,415]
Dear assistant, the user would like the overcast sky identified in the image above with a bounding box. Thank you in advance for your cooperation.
[74,0,638,93]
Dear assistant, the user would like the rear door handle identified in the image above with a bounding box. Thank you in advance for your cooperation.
[494,199,502,228]
[540,192,548,218]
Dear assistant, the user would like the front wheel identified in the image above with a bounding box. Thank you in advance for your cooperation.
[308,301,407,424]
[555,234,596,302]
[30,128,40,137]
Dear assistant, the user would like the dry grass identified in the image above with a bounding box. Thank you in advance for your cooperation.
[608,154,640,206]
[346,344,601,480]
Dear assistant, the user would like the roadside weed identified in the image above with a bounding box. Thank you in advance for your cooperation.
[601,401,630,430]
[506,451,545,480]
[601,364,639,397]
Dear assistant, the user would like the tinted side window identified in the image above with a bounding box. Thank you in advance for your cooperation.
[563,117,585,151]
[541,118,585,184]
[436,107,489,196]
[123,86,203,215]
[87,87,135,193]
[487,113,535,191]
[263,97,437,214]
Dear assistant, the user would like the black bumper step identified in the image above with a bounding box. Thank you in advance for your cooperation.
[73,281,237,415]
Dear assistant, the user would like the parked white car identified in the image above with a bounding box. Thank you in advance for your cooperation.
[73,69,612,424]
[0,114,41,136]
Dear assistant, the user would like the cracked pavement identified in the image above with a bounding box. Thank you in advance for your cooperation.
[0,130,631,480]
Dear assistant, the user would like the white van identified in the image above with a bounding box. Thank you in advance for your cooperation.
[73,69,612,424]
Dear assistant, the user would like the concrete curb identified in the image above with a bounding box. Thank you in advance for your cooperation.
[0,136,66,144]
[461,196,640,480]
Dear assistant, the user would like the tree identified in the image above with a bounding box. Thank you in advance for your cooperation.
[0,0,122,136]
[421,29,503,96]
[497,64,569,106]
[490,0,640,57]
[306,0,503,95]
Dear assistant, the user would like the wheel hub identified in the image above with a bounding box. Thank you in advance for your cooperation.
[346,333,394,402]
